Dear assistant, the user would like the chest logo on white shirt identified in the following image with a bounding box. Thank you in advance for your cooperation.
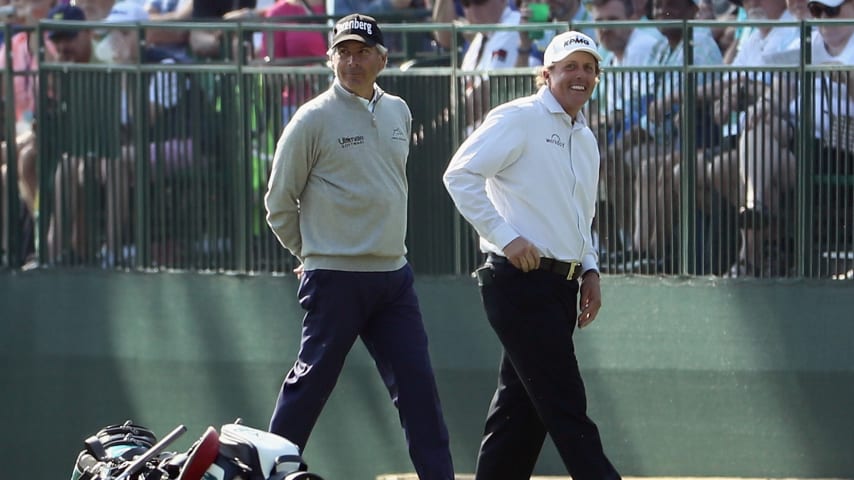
[545,134,566,148]
[338,135,365,148]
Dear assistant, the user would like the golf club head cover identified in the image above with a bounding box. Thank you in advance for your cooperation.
[177,426,221,480]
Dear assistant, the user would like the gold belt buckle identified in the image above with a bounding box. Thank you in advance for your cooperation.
[566,262,577,280]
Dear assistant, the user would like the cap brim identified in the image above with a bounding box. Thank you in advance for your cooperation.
[331,34,377,48]
[810,0,845,6]
[549,47,603,65]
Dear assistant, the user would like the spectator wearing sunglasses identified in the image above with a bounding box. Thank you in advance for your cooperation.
[808,0,854,16]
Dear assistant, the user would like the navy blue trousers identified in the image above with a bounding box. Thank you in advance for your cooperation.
[474,262,621,480]
[269,264,454,480]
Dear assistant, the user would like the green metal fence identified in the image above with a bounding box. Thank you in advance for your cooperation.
[2,19,853,278]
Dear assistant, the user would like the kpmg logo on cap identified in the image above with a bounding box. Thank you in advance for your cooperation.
[338,18,374,36]
[564,35,591,48]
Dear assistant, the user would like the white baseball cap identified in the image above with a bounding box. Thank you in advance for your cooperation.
[103,1,148,22]
[543,31,603,67]
[809,0,844,6]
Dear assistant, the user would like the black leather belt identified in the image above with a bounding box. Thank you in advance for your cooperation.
[487,254,582,281]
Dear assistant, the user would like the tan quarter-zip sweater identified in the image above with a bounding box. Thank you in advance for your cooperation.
[265,80,413,272]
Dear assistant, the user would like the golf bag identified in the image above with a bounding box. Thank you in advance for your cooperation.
[69,420,324,480]
[70,421,161,480]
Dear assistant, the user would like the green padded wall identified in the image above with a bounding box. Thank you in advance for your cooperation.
[1,271,853,479]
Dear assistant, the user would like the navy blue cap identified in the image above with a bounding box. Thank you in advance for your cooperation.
[46,4,87,40]
[331,14,385,49]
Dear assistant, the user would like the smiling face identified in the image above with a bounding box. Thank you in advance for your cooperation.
[543,50,600,116]
[330,40,387,99]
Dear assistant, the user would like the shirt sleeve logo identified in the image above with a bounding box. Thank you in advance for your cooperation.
[391,127,408,142]
[545,133,566,148]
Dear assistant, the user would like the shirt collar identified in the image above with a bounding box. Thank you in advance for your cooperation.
[333,79,383,108]
[538,86,589,126]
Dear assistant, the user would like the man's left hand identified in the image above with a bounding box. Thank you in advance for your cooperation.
[577,271,601,329]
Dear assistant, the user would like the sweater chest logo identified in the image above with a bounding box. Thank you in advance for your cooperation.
[338,135,365,148]
[545,134,565,148]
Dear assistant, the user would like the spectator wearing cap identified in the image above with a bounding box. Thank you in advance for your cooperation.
[42,3,110,265]
[46,4,97,63]
[444,31,621,480]
[264,14,455,480]
[802,0,854,138]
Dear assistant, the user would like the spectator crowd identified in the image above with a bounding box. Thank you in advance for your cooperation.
[1,0,853,279]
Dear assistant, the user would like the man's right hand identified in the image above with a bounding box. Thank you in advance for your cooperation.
[502,236,541,272]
